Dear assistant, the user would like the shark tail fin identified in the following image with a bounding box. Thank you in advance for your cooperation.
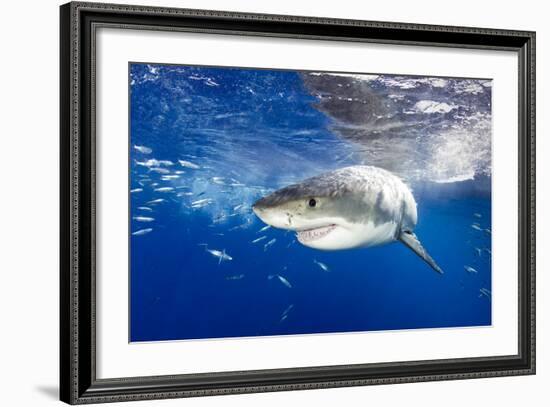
[398,231,443,274]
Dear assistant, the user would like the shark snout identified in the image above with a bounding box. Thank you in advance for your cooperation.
[252,204,293,230]
[251,201,267,217]
[251,204,263,218]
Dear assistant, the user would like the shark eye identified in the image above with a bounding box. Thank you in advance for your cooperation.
[308,198,317,208]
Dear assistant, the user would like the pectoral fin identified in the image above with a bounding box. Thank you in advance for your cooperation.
[399,231,443,274]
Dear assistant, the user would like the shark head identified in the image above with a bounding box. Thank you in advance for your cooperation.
[253,194,346,250]
[252,167,398,250]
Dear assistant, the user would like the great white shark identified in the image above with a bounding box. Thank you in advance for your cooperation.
[252,165,443,274]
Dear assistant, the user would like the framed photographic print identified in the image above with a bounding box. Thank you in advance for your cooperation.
[60,1,536,404]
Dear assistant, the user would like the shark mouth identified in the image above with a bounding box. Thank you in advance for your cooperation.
[296,224,337,243]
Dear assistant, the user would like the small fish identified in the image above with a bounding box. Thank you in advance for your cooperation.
[483,248,492,255]
[192,202,211,209]
[149,167,170,174]
[191,198,212,206]
[132,228,153,236]
[228,221,251,231]
[177,192,194,197]
[130,188,143,193]
[269,274,292,289]
[313,259,330,272]
[133,145,152,154]
[146,198,165,204]
[154,187,174,192]
[479,288,491,298]
[137,206,153,212]
[137,158,173,167]
[191,198,213,208]
[484,228,492,235]
[212,214,228,223]
[258,225,271,233]
[233,204,244,212]
[225,274,244,281]
[251,236,267,244]
[157,160,174,166]
[464,266,478,274]
[161,175,180,180]
[264,238,276,251]
[135,159,161,167]
[474,248,482,257]
[471,224,482,231]
[474,213,482,218]
[178,160,200,169]
[281,304,294,318]
[192,202,213,209]
[211,177,225,185]
[206,248,233,264]
[133,216,155,222]
[279,305,294,322]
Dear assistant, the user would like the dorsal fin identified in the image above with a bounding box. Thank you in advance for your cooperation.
[398,231,443,274]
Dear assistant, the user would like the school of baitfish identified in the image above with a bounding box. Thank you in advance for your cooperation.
[131,144,491,324]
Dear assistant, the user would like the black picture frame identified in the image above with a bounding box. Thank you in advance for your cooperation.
[60,1,536,404]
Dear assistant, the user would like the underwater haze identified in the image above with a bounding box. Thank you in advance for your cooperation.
[129,63,492,342]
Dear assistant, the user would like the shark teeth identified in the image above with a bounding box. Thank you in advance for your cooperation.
[297,224,336,243]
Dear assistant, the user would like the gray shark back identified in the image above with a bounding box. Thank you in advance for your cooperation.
[256,166,417,228]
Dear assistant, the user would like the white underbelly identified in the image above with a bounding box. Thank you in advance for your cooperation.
[357,220,400,248]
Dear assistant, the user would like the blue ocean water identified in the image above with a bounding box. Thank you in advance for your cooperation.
[129,63,492,342]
